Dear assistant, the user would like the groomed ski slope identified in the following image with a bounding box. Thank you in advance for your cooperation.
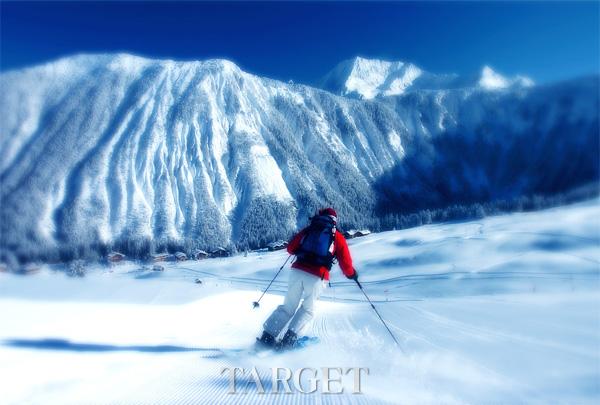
[0,200,599,404]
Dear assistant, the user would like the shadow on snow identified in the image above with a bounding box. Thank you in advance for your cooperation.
[3,338,223,357]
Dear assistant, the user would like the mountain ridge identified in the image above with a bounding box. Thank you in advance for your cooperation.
[0,53,597,263]
[320,56,535,99]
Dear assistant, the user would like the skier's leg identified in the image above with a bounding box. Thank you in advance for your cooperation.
[263,270,304,337]
[287,272,326,335]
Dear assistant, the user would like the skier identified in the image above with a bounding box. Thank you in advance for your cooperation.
[258,207,358,350]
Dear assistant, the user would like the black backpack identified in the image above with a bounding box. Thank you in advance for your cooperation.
[296,215,336,269]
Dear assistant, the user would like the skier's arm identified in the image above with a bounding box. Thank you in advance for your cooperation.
[287,229,306,255]
[334,231,356,278]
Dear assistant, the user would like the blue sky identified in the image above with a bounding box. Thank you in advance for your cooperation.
[1,1,598,84]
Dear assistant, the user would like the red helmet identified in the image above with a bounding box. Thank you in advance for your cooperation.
[319,207,337,222]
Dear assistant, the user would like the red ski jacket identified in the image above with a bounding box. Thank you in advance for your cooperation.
[286,228,355,281]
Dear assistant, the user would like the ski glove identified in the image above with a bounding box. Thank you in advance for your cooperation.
[346,269,358,281]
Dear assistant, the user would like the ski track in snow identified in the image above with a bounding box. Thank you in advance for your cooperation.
[0,201,599,404]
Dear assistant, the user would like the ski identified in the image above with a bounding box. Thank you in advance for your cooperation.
[276,335,320,352]
[207,336,321,360]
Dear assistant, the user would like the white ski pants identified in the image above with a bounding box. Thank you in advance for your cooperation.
[263,269,326,337]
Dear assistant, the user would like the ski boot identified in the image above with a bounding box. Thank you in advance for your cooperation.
[256,331,276,349]
[276,330,297,351]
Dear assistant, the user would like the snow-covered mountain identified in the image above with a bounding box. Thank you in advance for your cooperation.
[0,54,404,261]
[320,56,534,99]
[478,65,533,90]
[0,54,597,262]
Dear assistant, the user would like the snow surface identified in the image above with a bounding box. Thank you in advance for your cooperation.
[1,200,598,404]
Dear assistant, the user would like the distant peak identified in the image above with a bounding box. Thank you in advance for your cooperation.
[319,57,537,99]
[351,56,404,66]
[346,56,415,73]
[321,56,424,99]
[479,65,534,90]
[479,66,509,89]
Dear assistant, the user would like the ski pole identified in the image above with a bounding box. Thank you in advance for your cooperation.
[353,272,402,348]
[252,255,292,309]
